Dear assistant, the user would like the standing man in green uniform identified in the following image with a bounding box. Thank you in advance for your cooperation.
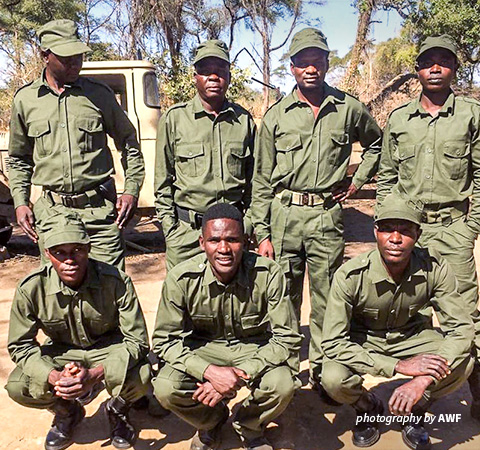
[8,19,145,269]
[5,214,151,450]
[251,28,382,391]
[376,35,480,417]
[155,40,255,271]
[322,195,474,449]
[152,203,301,450]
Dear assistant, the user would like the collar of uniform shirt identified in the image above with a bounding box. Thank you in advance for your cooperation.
[201,252,251,288]
[408,89,456,119]
[284,82,345,112]
[192,94,239,120]
[46,259,102,295]
[38,68,84,95]
[367,248,427,285]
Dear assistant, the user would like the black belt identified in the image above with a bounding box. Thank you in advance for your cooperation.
[176,203,244,230]
[43,178,115,208]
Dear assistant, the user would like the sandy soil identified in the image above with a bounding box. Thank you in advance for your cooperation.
[0,199,479,450]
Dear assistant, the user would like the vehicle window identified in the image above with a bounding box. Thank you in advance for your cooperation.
[144,72,161,108]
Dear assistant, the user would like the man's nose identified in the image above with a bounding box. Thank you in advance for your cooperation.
[390,230,402,243]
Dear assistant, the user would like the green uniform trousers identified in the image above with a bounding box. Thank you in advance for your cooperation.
[418,216,480,355]
[321,328,474,405]
[5,341,151,408]
[152,340,297,440]
[270,195,344,379]
[34,195,125,270]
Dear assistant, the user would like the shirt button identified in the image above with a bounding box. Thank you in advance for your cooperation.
[60,122,66,128]
[313,159,316,162]
[64,172,69,178]
[456,150,461,155]
[62,148,67,152]
[199,263,204,268]
[225,315,230,320]
[189,152,193,156]
[426,175,431,179]
[390,310,395,314]
[427,149,432,153]
[400,153,404,158]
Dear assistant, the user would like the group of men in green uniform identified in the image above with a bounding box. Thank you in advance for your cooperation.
[5,16,480,450]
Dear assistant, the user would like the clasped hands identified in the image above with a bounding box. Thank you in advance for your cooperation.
[193,365,250,407]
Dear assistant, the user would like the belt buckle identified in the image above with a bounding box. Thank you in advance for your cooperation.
[302,193,310,206]
[62,195,74,207]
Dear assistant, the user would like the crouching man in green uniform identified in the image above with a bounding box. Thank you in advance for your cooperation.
[5,214,150,450]
[321,194,474,450]
[152,203,301,450]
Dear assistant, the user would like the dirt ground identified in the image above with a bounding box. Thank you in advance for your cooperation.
[0,199,479,450]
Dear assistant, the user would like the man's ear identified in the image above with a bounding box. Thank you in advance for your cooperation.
[373,225,378,242]
[199,234,205,251]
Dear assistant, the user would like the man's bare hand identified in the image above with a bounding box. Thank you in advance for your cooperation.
[15,205,38,242]
[53,363,104,400]
[192,382,225,407]
[332,180,358,203]
[389,376,433,415]
[258,239,275,260]
[116,194,137,229]
[203,365,250,396]
[395,354,450,381]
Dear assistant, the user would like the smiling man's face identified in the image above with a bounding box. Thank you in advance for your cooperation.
[416,48,457,94]
[200,218,245,285]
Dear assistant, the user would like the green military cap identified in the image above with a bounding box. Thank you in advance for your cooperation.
[289,28,330,58]
[43,213,90,249]
[375,194,423,226]
[193,39,230,65]
[417,34,457,61]
[38,19,91,57]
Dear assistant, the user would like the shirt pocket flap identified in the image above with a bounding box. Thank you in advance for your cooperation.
[41,319,69,331]
[397,145,415,161]
[330,131,350,146]
[77,117,104,133]
[276,135,302,152]
[444,141,470,158]
[176,143,205,159]
[228,141,249,158]
[241,313,263,330]
[28,120,50,138]
[362,308,379,320]
[191,314,216,327]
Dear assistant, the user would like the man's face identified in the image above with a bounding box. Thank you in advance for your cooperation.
[200,218,245,284]
[290,47,329,92]
[374,219,421,268]
[194,57,230,104]
[416,48,457,94]
[44,51,83,84]
[45,243,90,288]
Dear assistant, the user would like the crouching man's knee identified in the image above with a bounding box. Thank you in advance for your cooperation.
[259,366,296,405]
[322,360,363,405]
[5,367,55,409]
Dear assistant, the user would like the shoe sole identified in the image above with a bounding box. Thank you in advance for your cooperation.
[112,437,135,450]
[352,429,381,448]
[402,430,431,450]
[45,440,74,450]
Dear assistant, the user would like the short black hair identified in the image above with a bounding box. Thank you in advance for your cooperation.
[201,203,244,234]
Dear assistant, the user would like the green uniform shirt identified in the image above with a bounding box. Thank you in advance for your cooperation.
[252,84,382,242]
[154,95,255,235]
[8,72,145,208]
[322,247,474,378]
[377,92,480,233]
[152,252,302,381]
[8,260,149,392]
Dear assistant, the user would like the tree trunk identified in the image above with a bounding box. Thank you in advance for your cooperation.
[341,0,376,95]
[261,29,270,113]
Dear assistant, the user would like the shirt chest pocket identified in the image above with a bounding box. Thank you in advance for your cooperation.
[27,120,52,158]
[441,141,470,181]
[176,143,206,177]
[191,314,217,337]
[41,319,69,342]
[329,131,350,168]
[77,117,105,153]
[359,307,380,328]
[226,141,250,179]
[397,144,416,180]
[275,135,302,173]
[240,313,268,336]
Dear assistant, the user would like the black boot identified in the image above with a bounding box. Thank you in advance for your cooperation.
[402,415,431,450]
[106,397,135,449]
[45,399,85,450]
[468,362,480,420]
[310,377,342,406]
[190,404,229,450]
[352,391,384,448]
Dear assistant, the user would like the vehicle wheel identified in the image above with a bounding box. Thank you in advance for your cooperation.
[0,217,12,246]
